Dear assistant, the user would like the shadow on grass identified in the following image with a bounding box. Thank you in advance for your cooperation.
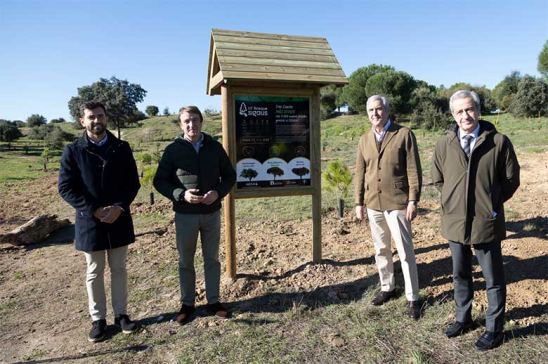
[506,304,548,322]
[232,260,380,314]
[13,343,148,364]
[504,321,548,341]
[418,250,547,324]
[506,216,547,240]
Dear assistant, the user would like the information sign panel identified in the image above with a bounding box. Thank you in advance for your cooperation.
[235,95,311,189]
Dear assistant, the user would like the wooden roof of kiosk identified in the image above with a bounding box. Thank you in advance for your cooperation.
[207,29,348,95]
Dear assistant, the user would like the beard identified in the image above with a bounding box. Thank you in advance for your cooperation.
[88,123,106,135]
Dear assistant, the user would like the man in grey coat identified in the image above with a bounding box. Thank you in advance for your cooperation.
[432,90,520,351]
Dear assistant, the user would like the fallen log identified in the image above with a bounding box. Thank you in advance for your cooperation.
[0,214,71,246]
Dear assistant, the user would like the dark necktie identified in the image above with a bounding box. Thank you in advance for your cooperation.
[462,135,473,157]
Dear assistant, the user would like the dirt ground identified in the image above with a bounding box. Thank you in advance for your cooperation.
[0,151,546,362]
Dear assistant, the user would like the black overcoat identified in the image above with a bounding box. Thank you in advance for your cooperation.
[58,131,140,252]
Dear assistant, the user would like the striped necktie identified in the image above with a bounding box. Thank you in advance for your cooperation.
[462,135,473,157]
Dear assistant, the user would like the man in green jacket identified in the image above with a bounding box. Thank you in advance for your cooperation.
[355,95,422,319]
[153,106,236,325]
[432,90,520,351]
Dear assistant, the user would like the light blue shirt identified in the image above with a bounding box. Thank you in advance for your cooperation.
[374,119,392,143]
[459,124,480,153]
[88,133,108,146]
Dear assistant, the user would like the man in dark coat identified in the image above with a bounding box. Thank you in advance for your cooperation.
[154,105,236,325]
[58,101,140,342]
[432,90,520,351]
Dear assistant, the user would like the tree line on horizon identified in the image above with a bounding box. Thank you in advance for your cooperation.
[1,41,547,146]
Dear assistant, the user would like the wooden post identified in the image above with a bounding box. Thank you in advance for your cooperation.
[222,85,237,279]
[311,87,322,262]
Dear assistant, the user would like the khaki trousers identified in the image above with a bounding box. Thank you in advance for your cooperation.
[367,208,419,301]
[83,245,128,321]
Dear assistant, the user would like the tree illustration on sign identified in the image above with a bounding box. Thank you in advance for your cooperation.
[266,167,284,180]
[292,167,310,180]
[240,168,258,181]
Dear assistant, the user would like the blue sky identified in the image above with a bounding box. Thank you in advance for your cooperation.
[0,0,546,121]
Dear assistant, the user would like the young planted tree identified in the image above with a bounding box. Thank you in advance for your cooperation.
[41,147,50,171]
[266,166,284,180]
[240,168,258,181]
[322,160,352,219]
[141,165,158,204]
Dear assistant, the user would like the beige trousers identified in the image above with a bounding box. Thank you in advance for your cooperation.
[83,245,128,321]
[366,208,419,301]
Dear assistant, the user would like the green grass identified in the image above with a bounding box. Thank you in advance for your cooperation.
[97,293,546,363]
[0,152,59,187]
[483,114,548,151]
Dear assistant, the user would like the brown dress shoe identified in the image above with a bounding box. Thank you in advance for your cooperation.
[175,304,195,325]
[206,302,230,318]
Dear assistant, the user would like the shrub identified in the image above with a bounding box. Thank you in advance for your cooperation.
[145,105,159,117]
[510,76,548,117]
[29,124,73,149]
[410,101,453,130]
[0,123,23,142]
[26,114,47,127]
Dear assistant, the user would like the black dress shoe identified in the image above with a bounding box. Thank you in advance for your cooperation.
[475,331,504,351]
[407,301,421,320]
[175,304,195,325]
[371,290,396,306]
[445,321,473,338]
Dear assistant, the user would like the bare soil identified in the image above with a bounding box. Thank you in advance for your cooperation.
[0,151,546,363]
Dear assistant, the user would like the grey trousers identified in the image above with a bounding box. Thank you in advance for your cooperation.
[449,240,506,332]
[175,210,221,306]
[83,245,128,321]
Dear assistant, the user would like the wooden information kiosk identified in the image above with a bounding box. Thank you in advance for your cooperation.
[206,29,347,278]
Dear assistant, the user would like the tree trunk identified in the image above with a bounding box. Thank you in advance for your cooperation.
[116,121,121,139]
[0,214,71,246]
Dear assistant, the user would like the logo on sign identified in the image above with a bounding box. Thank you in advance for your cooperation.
[239,102,268,117]
[239,103,248,117]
